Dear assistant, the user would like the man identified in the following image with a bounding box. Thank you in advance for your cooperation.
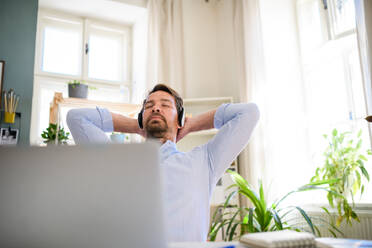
[67,84,259,242]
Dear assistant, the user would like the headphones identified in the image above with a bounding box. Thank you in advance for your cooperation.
[138,105,185,129]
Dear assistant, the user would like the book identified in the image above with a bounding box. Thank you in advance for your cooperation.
[316,238,372,248]
[240,230,316,248]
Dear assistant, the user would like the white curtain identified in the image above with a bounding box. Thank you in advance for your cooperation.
[232,0,268,196]
[355,0,372,143]
[232,0,312,204]
[146,0,185,95]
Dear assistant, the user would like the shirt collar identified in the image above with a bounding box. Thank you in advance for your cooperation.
[159,140,179,161]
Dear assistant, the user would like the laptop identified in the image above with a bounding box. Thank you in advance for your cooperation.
[0,143,166,248]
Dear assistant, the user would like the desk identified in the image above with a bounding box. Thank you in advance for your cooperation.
[169,242,245,248]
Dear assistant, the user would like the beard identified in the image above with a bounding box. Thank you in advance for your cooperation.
[145,114,169,138]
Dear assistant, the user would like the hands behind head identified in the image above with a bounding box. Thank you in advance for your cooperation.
[137,126,146,138]
[176,116,193,143]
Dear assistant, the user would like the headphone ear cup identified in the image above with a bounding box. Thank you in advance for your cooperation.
[138,110,143,129]
[179,108,185,127]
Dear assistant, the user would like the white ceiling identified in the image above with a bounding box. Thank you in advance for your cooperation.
[39,0,147,26]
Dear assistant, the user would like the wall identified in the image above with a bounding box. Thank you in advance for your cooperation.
[0,0,38,145]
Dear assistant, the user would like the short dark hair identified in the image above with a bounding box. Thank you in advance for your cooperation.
[143,84,183,115]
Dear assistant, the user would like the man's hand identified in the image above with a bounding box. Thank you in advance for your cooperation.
[138,127,146,138]
[176,109,216,143]
[176,117,193,142]
[111,112,145,137]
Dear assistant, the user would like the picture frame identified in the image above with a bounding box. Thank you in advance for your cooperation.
[0,127,19,145]
[0,60,4,107]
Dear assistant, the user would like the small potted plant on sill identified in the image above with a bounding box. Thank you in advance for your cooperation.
[68,80,88,99]
[311,128,372,227]
[41,123,70,145]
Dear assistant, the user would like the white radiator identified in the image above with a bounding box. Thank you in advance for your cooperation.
[291,206,372,240]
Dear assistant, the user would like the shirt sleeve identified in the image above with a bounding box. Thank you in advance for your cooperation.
[206,103,260,185]
[66,107,114,144]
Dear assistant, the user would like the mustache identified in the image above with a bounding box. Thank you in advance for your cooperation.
[147,113,166,122]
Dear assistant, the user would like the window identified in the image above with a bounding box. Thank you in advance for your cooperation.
[87,23,128,82]
[296,0,372,203]
[31,10,132,145]
[40,16,83,76]
[327,0,356,37]
[35,11,130,83]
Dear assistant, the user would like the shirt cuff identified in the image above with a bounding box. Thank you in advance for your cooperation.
[96,107,114,132]
[213,103,229,129]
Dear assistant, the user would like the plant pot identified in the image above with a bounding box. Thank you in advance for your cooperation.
[110,133,126,144]
[45,141,67,146]
[4,112,15,123]
[68,84,88,98]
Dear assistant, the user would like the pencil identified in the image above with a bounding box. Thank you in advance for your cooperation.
[10,91,13,113]
[14,96,19,113]
[4,91,7,112]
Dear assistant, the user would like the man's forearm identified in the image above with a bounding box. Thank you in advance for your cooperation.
[111,112,141,134]
[190,109,217,132]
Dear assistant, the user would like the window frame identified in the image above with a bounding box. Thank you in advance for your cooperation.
[295,0,372,204]
[296,0,371,131]
[84,19,131,84]
[35,10,84,80]
[35,9,132,87]
[31,9,134,145]
[326,0,357,39]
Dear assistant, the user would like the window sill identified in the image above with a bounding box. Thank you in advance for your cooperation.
[301,203,372,215]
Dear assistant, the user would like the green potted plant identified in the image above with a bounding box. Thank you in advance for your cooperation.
[68,80,88,99]
[41,123,70,145]
[311,129,372,227]
[209,170,342,241]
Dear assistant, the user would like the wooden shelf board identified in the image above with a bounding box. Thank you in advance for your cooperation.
[57,97,141,115]
[188,129,218,136]
[184,97,233,105]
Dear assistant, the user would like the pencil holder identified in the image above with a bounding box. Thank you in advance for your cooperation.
[4,112,15,123]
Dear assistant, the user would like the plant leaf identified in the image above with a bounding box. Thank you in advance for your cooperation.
[229,223,240,241]
[224,190,238,208]
[295,206,315,234]
[359,166,370,181]
[271,209,283,230]
[225,210,241,240]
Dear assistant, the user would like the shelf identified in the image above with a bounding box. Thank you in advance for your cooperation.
[49,92,141,124]
[183,97,233,105]
[57,97,140,115]
[188,129,218,136]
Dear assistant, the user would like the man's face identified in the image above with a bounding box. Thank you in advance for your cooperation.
[142,91,179,138]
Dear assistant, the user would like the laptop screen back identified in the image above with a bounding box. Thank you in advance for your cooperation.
[0,143,166,248]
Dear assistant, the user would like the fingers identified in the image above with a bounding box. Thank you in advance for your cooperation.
[176,128,186,143]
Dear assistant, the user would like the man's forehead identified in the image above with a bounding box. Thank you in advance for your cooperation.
[146,91,175,103]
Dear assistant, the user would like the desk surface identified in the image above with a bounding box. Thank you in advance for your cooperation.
[169,242,245,248]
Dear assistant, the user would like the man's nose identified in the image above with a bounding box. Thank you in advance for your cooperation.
[152,106,161,113]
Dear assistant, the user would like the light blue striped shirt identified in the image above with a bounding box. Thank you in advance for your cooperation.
[66,103,259,242]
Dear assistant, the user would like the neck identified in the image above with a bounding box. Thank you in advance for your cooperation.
[146,132,176,144]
